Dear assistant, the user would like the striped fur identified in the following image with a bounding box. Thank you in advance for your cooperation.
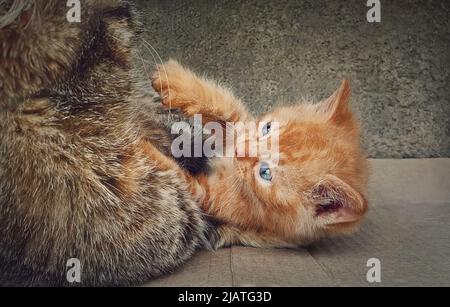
[0,0,214,286]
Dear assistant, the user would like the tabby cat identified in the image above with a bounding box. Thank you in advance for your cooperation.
[0,0,216,286]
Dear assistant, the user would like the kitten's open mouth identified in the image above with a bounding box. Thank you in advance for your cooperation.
[315,201,343,216]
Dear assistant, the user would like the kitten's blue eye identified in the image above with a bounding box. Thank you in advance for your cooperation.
[259,163,273,182]
[262,121,272,136]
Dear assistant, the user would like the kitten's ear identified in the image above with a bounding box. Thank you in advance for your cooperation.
[311,174,367,225]
[318,79,352,125]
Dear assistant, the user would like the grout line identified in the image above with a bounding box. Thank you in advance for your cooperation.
[206,251,213,285]
[229,247,235,287]
[305,247,341,287]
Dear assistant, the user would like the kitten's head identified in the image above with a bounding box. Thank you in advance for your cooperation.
[0,0,140,103]
[233,80,369,244]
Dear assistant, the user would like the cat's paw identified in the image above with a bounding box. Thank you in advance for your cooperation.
[151,60,201,115]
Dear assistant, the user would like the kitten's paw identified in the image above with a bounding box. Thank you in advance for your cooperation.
[151,60,201,115]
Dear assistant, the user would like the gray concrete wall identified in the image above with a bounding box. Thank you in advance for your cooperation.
[135,0,450,158]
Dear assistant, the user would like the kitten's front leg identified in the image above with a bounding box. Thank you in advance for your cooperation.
[152,60,253,124]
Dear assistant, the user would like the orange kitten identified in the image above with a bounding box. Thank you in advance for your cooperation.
[152,60,369,248]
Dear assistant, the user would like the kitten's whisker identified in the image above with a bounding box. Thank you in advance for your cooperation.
[140,38,172,120]
[136,47,151,87]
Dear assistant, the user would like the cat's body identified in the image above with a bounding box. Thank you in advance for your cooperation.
[0,0,369,287]
[0,0,213,286]
[152,60,369,248]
